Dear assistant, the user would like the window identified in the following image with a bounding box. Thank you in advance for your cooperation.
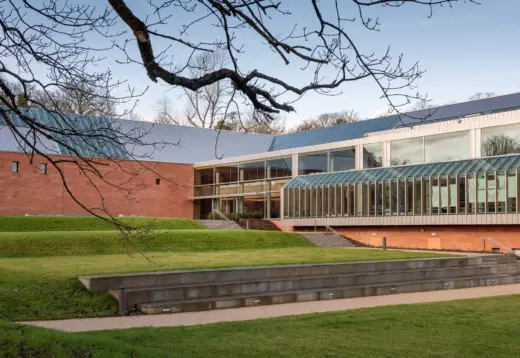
[467,174,476,214]
[283,188,290,218]
[363,143,383,168]
[391,180,398,216]
[422,178,431,215]
[342,184,349,216]
[406,180,414,215]
[329,148,355,172]
[507,171,517,213]
[414,179,422,215]
[458,175,466,214]
[155,178,161,185]
[298,152,328,175]
[41,163,48,175]
[481,123,520,157]
[216,165,239,183]
[11,161,19,173]
[497,172,506,213]
[195,168,214,185]
[317,187,323,218]
[432,177,440,214]
[267,157,292,178]
[487,173,496,213]
[477,173,486,214]
[391,137,424,166]
[240,161,265,181]
[424,131,470,163]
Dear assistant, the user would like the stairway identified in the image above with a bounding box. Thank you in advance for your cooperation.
[299,232,356,247]
[199,220,243,230]
[80,255,520,315]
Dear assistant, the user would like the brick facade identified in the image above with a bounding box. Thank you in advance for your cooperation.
[0,152,194,218]
[336,226,520,253]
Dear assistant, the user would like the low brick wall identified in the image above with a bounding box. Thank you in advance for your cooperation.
[336,226,520,253]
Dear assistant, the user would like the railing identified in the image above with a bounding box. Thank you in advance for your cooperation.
[482,237,520,259]
[212,208,230,221]
[324,224,341,236]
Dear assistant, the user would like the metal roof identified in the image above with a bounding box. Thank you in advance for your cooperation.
[271,92,520,151]
[0,108,274,164]
[285,154,520,188]
[2,92,520,164]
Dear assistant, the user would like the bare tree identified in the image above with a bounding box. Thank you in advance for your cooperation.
[183,51,231,128]
[293,110,360,132]
[482,134,520,156]
[153,97,179,125]
[0,0,479,228]
[470,92,496,100]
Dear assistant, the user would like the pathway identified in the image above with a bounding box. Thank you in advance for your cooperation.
[21,283,520,332]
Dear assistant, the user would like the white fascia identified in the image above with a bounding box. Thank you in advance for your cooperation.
[193,109,520,168]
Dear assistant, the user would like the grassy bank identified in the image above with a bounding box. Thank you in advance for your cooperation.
[0,248,454,321]
[0,216,205,232]
[3,294,520,357]
[0,230,311,257]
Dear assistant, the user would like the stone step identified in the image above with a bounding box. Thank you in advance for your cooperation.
[79,256,507,292]
[111,265,498,307]
[199,220,243,230]
[299,232,356,247]
[137,273,514,315]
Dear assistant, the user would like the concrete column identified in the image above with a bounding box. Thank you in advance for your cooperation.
[471,128,482,158]
[291,153,299,177]
[355,144,363,170]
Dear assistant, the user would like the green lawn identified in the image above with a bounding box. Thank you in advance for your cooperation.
[3,294,520,357]
[0,248,454,321]
[0,230,311,257]
[0,216,205,232]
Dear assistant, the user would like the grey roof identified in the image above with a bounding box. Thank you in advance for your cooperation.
[271,92,520,151]
[2,92,520,164]
[118,120,273,164]
[285,154,520,188]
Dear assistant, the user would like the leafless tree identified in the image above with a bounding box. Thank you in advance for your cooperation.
[0,0,479,230]
[470,92,496,100]
[153,97,179,125]
[183,51,231,128]
[292,110,360,132]
[482,134,520,157]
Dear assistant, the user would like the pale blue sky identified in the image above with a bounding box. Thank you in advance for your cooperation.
[58,1,520,127]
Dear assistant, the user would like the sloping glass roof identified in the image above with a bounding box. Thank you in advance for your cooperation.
[285,155,520,188]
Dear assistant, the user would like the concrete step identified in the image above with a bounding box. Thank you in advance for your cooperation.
[79,256,509,292]
[137,273,514,314]
[199,220,243,230]
[111,265,499,307]
[299,232,356,247]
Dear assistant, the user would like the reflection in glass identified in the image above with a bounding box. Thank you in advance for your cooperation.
[363,143,383,168]
[424,131,470,163]
[391,137,424,166]
[481,123,520,157]
[330,148,355,172]
[298,152,328,175]
[497,172,506,213]
[267,157,292,178]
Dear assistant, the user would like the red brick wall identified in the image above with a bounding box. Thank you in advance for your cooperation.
[336,226,520,253]
[0,152,194,218]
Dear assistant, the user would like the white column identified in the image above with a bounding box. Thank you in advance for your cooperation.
[473,128,482,158]
[383,141,391,167]
[355,144,363,170]
[291,153,298,177]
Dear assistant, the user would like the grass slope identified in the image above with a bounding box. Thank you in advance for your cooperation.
[0,230,311,257]
[0,248,454,321]
[0,216,205,232]
[3,295,520,357]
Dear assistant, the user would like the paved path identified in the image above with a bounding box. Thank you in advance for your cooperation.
[21,284,520,332]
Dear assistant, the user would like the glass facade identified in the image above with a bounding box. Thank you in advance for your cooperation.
[298,151,328,175]
[482,123,520,157]
[391,137,424,165]
[424,131,470,163]
[284,155,520,219]
[363,143,383,168]
[329,148,355,172]
[194,156,292,219]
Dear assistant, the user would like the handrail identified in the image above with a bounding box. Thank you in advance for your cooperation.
[212,208,230,221]
[324,225,341,236]
[482,237,520,258]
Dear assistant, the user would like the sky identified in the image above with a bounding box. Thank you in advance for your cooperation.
[17,0,520,129]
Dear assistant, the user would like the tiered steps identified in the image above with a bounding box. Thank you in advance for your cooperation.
[299,232,356,247]
[199,220,243,230]
[79,255,520,315]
